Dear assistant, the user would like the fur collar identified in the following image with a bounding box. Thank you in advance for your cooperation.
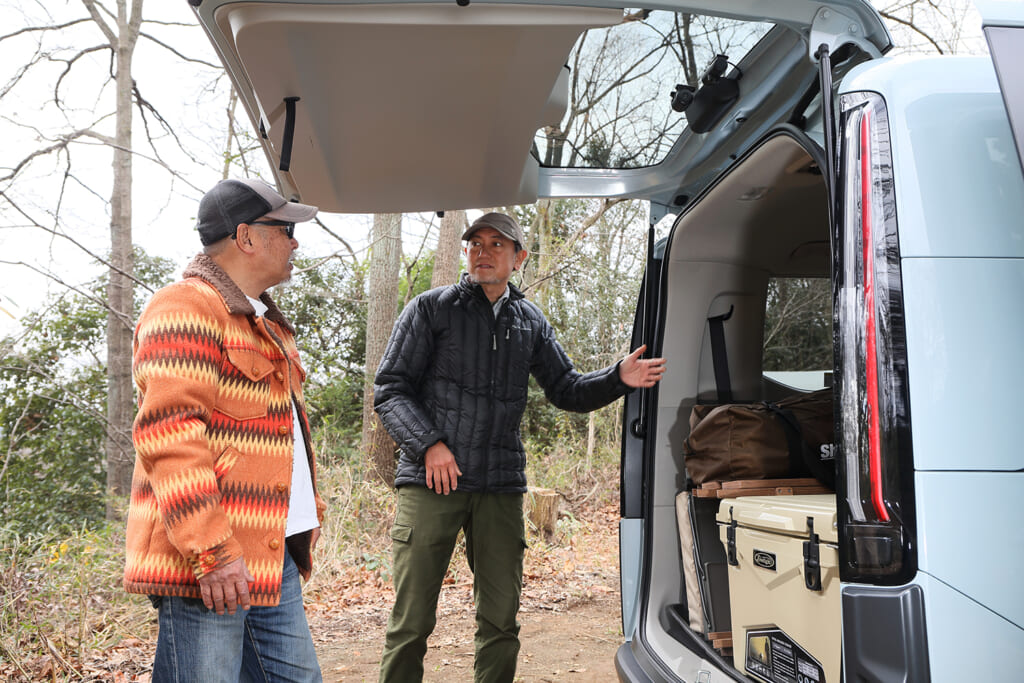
[182,254,294,333]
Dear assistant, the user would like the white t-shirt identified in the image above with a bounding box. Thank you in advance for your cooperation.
[247,296,319,538]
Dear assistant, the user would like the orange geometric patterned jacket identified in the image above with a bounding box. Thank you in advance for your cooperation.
[123,254,326,606]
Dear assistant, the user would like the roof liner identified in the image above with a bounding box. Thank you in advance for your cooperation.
[213,2,620,213]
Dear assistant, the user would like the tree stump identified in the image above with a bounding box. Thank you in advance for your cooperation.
[527,487,560,539]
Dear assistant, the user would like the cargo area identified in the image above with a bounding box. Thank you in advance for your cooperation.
[626,129,842,682]
[716,494,840,682]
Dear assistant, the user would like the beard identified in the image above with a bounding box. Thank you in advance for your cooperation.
[467,269,508,287]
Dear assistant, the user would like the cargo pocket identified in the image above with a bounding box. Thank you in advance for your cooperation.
[390,523,413,544]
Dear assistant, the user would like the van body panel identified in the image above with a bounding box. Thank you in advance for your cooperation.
[900,258,1024,471]
[912,571,1024,679]
[842,57,1024,259]
[619,518,644,640]
[914,471,1024,629]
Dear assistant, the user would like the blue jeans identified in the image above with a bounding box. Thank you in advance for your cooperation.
[152,551,322,683]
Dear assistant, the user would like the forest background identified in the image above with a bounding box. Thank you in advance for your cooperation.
[0,0,984,679]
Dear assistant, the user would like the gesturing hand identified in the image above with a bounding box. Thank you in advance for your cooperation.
[424,441,462,495]
[198,557,255,615]
[618,344,667,389]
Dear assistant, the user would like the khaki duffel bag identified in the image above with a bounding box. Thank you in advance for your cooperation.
[682,389,835,488]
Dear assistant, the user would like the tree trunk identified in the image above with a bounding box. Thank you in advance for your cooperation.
[104,0,142,520]
[224,87,239,179]
[432,210,465,288]
[586,411,596,469]
[362,213,403,485]
[529,199,553,308]
[527,486,560,539]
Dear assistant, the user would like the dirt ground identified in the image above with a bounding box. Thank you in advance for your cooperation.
[310,586,622,682]
[13,504,624,682]
[308,504,624,682]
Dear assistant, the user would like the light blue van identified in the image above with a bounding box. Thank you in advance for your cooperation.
[193,0,1023,679]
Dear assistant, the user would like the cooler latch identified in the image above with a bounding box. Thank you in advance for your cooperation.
[803,516,822,591]
[726,507,738,566]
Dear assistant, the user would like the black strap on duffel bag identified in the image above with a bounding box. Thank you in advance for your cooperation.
[682,389,835,489]
[765,390,836,489]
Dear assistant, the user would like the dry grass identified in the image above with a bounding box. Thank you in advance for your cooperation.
[305,459,398,595]
[0,437,619,681]
[0,453,400,681]
[0,524,155,681]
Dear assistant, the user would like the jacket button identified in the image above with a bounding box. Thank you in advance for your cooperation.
[202,555,215,565]
[276,482,287,493]
[275,371,285,381]
[252,366,258,375]
[269,539,280,550]
[277,425,288,436]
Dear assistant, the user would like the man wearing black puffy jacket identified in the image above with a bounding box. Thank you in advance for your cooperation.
[373,212,666,683]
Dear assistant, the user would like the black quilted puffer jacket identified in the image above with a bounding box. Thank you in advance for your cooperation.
[374,274,631,493]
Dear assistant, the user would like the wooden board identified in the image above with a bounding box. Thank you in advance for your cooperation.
[721,477,822,490]
[708,630,733,650]
[694,478,831,498]
[715,485,830,498]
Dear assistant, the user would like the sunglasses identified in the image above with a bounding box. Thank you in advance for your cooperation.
[249,220,296,239]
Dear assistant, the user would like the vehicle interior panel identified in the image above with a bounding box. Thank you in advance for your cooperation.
[212,2,620,213]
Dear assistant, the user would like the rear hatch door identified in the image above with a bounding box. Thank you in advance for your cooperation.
[190,0,891,215]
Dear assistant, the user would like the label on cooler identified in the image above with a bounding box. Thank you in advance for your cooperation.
[753,549,777,571]
[744,627,826,683]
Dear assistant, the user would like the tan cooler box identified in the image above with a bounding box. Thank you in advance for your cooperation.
[716,494,839,683]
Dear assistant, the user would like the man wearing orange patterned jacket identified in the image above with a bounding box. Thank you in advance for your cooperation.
[123,178,326,682]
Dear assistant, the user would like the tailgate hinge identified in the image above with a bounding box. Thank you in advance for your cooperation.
[809,6,878,63]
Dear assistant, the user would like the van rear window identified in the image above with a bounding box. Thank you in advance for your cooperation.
[763,277,832,389]
[533,10,772,170]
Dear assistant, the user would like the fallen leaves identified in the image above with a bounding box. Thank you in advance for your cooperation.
[2,502,623,682]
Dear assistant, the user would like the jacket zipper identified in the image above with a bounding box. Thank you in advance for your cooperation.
[485,296,509,492]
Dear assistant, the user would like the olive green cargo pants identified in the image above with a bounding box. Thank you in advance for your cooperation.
[378,486,526,683]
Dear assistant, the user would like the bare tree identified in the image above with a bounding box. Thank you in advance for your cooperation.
[875,0,986,55]
[524,197,623,305]
[432,210,465,288]
[537,10,765,170]
[361,213,402,485]
[92,0,142,519]
[0,3,228,518]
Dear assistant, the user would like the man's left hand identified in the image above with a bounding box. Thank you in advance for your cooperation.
[619,345,667,389]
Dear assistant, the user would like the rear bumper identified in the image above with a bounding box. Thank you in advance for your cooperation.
[615,642,656,683]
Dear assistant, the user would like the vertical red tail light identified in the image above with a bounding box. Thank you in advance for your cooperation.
[858,109,890,524]
[836,92,915,583]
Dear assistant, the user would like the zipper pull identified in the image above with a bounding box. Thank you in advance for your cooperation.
[492,332,497,350]
[506,329,510,340]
